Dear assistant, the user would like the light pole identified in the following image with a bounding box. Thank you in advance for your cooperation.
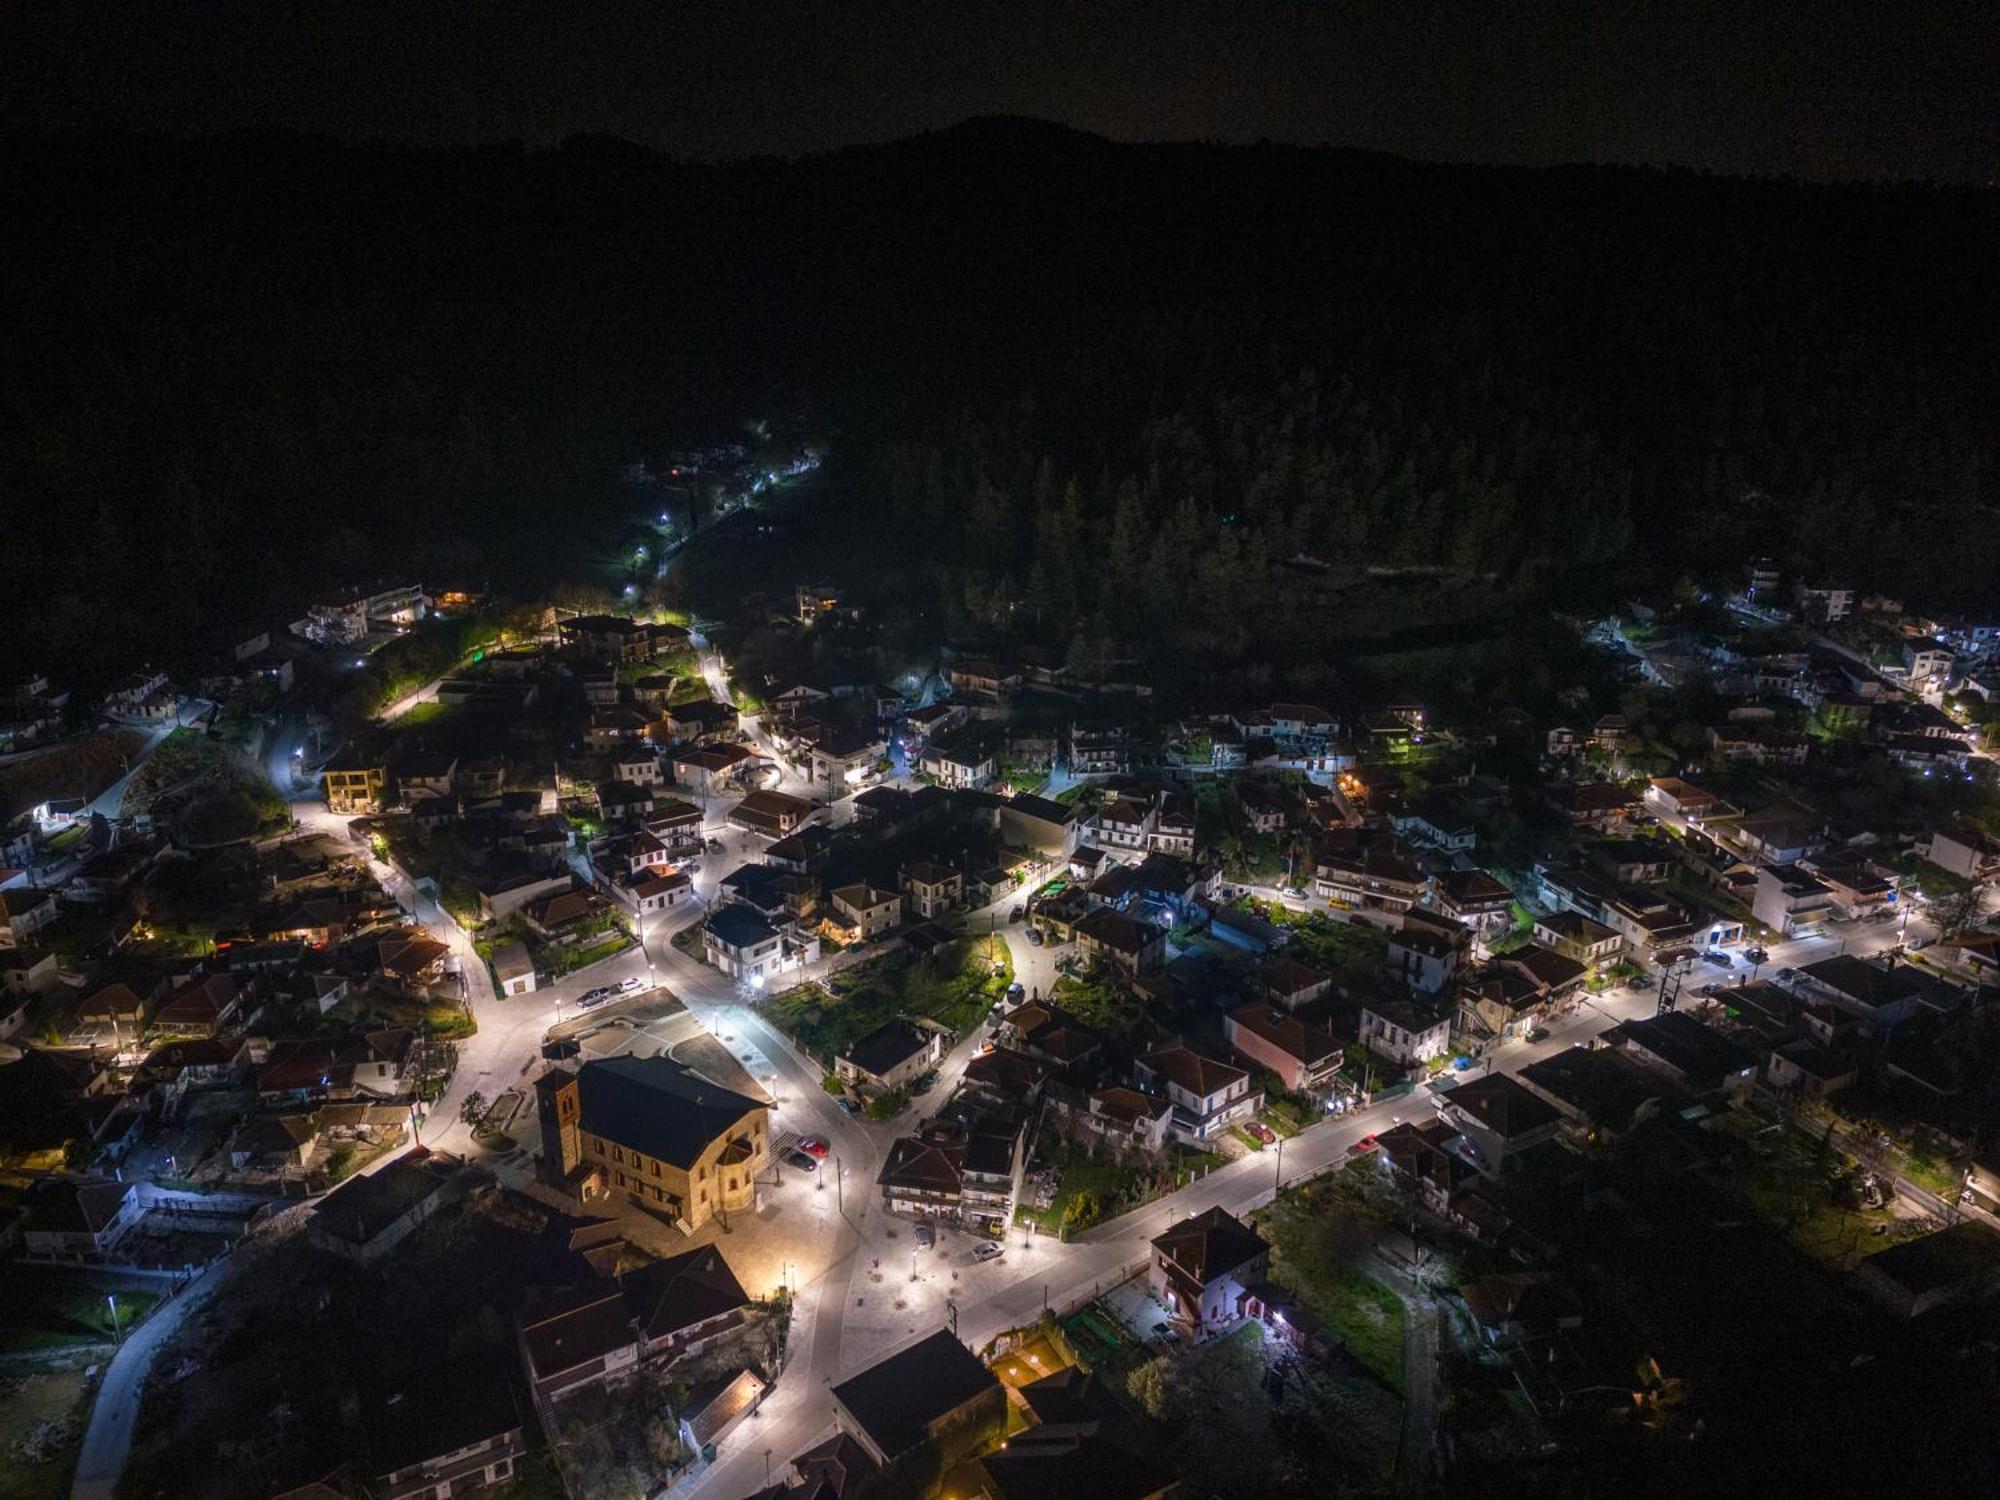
[1273,1133,1285,1196]
[106,1294,121,1344]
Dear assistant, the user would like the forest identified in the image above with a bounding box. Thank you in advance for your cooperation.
[2,117,1994,689]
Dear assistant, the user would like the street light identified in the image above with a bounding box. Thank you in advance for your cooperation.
[106,1294,121,1343]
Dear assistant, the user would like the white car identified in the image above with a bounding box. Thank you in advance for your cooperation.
[617,976,644,994]
[971,1242,1003,1262]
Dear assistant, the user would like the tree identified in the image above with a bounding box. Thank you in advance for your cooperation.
[1930,881,1983,941]
[459,1089,488,1129]
[1126,1354,1179,1422]
[1063,1188,1103,1232]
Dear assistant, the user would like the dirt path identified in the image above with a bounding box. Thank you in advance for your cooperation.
[1397,1288,1441,1496]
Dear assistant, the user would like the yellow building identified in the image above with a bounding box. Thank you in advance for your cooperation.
[322,757,388,815]
[536,1056,766,1232]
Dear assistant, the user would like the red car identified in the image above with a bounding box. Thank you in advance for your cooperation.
[1249,1123,1277,1145]
[1349,1134,1380,1154]
[799,1136,830,1159]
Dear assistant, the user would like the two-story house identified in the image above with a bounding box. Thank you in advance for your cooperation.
[1148,1206,1270,1331]
[1224,1002,1343,1094]
[1133,1043,1259,1144]
[901,861,964,920]
[1358,997,1451,1067]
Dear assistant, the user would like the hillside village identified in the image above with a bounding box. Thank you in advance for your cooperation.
[4,516,2000,1500]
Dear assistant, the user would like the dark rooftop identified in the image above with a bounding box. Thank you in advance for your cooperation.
[830,1329,1000,1462]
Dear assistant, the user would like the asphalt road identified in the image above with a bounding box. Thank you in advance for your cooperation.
[70,1258,240,1500]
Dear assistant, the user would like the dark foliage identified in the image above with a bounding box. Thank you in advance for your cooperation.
[4,119,1993,687]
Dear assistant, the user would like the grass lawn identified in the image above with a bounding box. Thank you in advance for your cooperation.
[0,1268,159,1353]
[765,940,1007,1066]
[1256,1175,1407,1390]
[1015,1138,1226,1232]
[1016,1154,1140,1233]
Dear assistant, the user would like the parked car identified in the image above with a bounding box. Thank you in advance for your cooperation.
[706,837,724,852]
[1702,951,1734,968]
[1009,905,1025,923]
[1628,975,1655,990]
[1775,967,1799,983]
[1248,1122,1277,1145]
[835,1097,860,1115]
[784,1148,819,1172]
[1526,1026,1551,1043]
[576,986,613,1009]
[1745,947,1770,965]
[799,1136,830,1159]
[1005,982,1025,1003]
[1025,928,1043,946]
[616,975,644,994]
[971,1241,1003,1262]
[1350,1134,1380,1154]
[915,1222,936,1249]
[911,1070,939,1096]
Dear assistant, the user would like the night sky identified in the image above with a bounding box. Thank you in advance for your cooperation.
[2,0,1992,182]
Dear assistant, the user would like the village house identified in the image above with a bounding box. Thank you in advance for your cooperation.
[21,1176,144,1259]
[1133,1042,1260,1144]
[1314,833,1430,923]
[1923,828,2000,883]
[1224,1002,1343,1093]
[1435,1074,1563,1173]
[0,886,59,950]
[1359,997,1452,1067]
[625,1242,753,1360]
[876,1131,967,1221]
[901,861,964,920]
[517,1281,641,1404]
[702,904,790,983]
[946,658,1024,704]
[829,1329,1006,1470]
[920,728,997,789]
[151,972,243,1038]
[1600,1011,1761,1099]
[1387,922,1463,993]
[1072,907,1166,975]
[1752,863,1838,938]
[307,1149,459,1263]
[322,753,390,814]
[1498,943,1588,1005]
[836,1017,946,1094]
[1530,911,1624,968]
[1431,868,1514,937]
[1074,1085,1175,1152]
[729,788,815,839]
[828,883,902,941]
[373,932,452,995]
[1148,1205,1271,1331]
[1068,723,1129,776]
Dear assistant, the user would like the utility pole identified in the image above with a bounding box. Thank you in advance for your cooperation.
[1273,1133,1285,1196]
